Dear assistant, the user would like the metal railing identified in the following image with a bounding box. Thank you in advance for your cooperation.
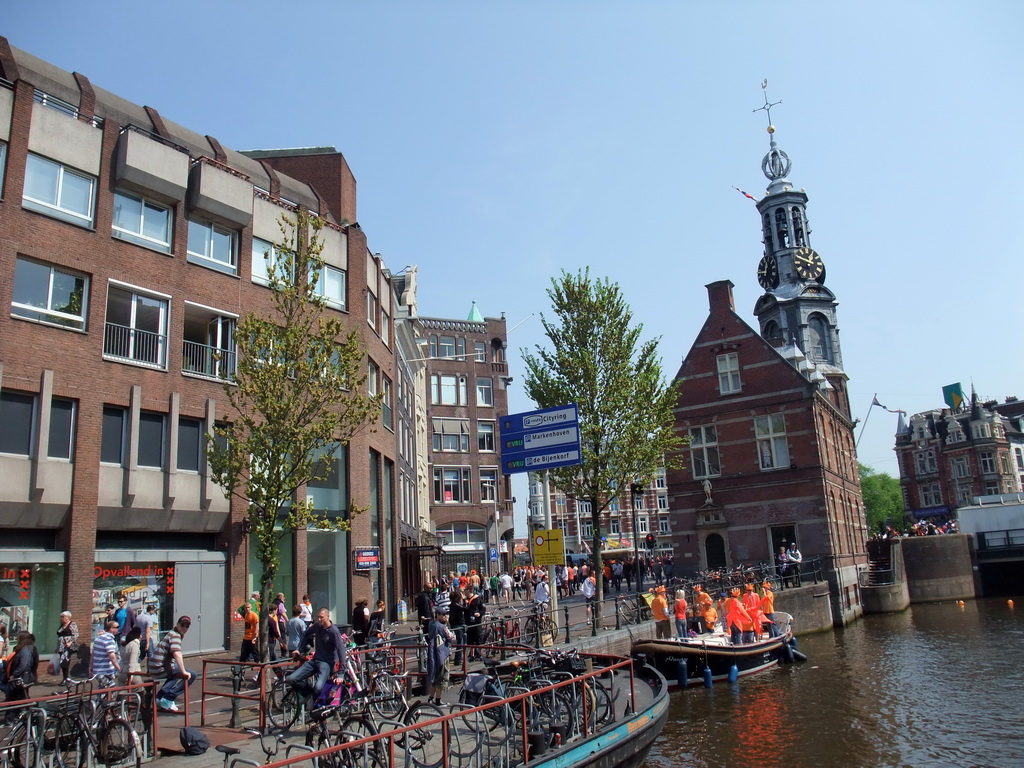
[182,340,236,381]
[103,322,167,368]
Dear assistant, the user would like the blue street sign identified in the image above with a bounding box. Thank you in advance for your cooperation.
[500,404,582,475]
[489,548,498,561]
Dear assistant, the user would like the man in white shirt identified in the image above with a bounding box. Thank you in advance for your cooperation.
[498,572,513,605]
[581,573,597,623]
[534,573,550,605]
[787,543,803,586]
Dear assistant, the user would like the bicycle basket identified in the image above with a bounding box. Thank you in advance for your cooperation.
[554,656,588,674]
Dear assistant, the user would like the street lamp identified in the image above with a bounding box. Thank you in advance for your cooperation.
[630,483,644,608]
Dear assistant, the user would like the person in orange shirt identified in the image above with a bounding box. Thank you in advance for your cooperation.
[239,603,260,675]
[760,580,779,638]
[723,588,752,645]
[699,601,718,634]
[651,585,671,639]
[742,583,764,641]
[673,590,688,639]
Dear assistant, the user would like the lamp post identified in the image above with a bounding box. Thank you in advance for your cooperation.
[631,483,644,609]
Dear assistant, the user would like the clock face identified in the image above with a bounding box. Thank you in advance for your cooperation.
[793,246,824,281]
[757,255,779,290]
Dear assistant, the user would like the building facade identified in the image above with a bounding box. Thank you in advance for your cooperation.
[895,395,1024,520]
[666,119,867,625]
[421,307,514,578]
[0,39,404,652]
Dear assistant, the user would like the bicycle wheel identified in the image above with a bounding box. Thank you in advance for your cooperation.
[306,726,343,768]
[53,714,83,768]
[267,682,301,729]
[368,674,404,720]
[400,701,445,768]
[589,676,616,726]
[97,719,141,768]
[2,720,35,768]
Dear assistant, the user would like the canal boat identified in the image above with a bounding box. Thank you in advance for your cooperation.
[631,611,804,688]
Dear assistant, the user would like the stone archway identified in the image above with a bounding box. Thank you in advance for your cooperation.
[704,533,727,570]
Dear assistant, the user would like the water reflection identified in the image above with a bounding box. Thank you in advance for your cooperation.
[645,598,1024,768]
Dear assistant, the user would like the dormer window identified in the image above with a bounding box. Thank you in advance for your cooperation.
[972,422,991,440]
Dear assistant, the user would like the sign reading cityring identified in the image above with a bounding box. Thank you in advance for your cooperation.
[354,547,382,571]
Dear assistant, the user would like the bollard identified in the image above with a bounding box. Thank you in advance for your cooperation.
[229,665,241,728]
[615,598,621,631]
[564,604,571,644]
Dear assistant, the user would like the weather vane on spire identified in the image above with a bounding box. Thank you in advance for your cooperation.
[753,79,782,134]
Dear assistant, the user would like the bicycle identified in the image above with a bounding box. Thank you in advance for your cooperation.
[52,678,141,768]
[523,602,555,646]
[216,727,312,768]
[305,703,385,768]
[1,703,46,768]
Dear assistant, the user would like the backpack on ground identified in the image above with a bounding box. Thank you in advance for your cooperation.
[179,726,210,755]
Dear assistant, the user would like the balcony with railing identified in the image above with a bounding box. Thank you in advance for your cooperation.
[103,323,167,368]
[182,340,236,381]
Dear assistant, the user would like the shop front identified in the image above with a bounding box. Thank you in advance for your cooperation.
[0,550,65,654]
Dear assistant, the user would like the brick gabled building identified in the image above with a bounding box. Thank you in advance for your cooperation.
[667,113,867,626]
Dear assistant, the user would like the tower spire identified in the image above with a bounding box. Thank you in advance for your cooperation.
[753,80,792,194]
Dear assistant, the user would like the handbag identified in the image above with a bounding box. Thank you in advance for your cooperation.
[47,652,60,676]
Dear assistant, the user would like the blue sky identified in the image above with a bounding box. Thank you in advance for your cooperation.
[6,1,1022,532]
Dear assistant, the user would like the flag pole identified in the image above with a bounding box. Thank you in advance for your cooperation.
[855,395,876,449]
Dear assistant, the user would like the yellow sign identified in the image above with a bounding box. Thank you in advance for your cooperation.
[532,528,565,566]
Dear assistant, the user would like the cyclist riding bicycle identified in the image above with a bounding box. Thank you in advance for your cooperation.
[285,607,348,701]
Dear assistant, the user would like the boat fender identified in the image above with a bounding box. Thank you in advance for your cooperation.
[728,664,739,684]
[790,648,808,662]
[781,641,794,664]
[676,659,688,689]
[703,666,713,688]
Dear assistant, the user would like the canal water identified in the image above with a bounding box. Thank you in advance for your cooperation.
[644,597,1024,768]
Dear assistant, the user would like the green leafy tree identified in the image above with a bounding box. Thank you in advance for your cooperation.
[859,462,907,534]
[521,269,683,626]
[207,210,380,660]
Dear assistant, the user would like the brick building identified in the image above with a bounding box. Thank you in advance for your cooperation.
[666,119,867,625]
[895,394,1024,519]
[0,39,405,653]
[421,305,513,578]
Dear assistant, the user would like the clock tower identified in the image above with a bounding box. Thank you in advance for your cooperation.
[750,92,849,417]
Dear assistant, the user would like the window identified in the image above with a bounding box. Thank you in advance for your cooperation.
[104,285,169,367]
[12,257,89,330]
[381,310,390,344]
[367,290,378,328]
[477,377,493,407]
[253,237,294,285]
[659,517,671,534]
[921,483,942,507]
[634,494,645,510]
[432,419,469,452]
[311,262,346,309]
[717,352,741,394]
[582,520,594,539]
[23,153,95,226]
[0,391,34,455]
[947,423,965,443]
[431,374,466,405]
[0,142,7,191]
[101,406,126,465]
[689,425,720,479]
[655,472,667,489]
[956,485,973,506]
[951,457,970,479]
[638,516,649,534]
[438,336,456,358]
[308,442,348,515]
[381,376,393,431]
[177,417,203,472]
[478,421,495,452]
[657,495,668,510]
[436,522,487,545]
[138,411,165,468]
[112,190,172,252]
[48,398,75,460]
[182,307,236,381]
[433,467,471,503]
[474,341,487,363]
[610,519,620,535]
[914,450,937,475]
[367,361,379,397]
[1000,453,1012,474]
[755,414,790,470]
[972,422,991,440]
[980,452,996,474]
[187,218,237,274]
[480,469,498,502]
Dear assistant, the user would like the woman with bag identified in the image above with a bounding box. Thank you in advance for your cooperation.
[55,611,79,684]
[119,627,143,686]
[425,611,454,706]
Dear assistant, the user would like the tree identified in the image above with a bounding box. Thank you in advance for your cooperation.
[207,209,380,661]
[859,463,907,534]
[521,269,683,626]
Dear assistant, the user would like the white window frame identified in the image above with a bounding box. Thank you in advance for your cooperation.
[187,217,237,274]
[433,466,472,504]
[658,517,671,534]
[610,519,620,535]
[474,341,487,363]
[23,153,95,226]
[979,452,996,474]
[103,282,170,369]
[638,516,649,534]
[717,352,741,394]
[921,483,942,507]
[381,376,393,431]
[438,336,457,358]
[112,189,172,252]
[657,495,668,510]
[689,424,721,479]
[478,421,495,452]
[755,414,790,471]
[11,257,89,331]
[477,377,494,407]
[480,468,498,502]
[253,237,293,285]
[367,290,378,328]
[312,262,347,310]
[951,457,969,479]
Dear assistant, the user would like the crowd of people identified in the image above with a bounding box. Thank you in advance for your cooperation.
[648,580,782,644]
[872,519,959,540]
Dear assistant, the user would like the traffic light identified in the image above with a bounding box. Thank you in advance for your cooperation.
[645,533,656,550]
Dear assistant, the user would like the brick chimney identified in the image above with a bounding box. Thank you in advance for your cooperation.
[706,280,735,313]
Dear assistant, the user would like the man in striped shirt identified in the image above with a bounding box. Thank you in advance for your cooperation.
[90,619,120,687]
[150,616,195,712]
